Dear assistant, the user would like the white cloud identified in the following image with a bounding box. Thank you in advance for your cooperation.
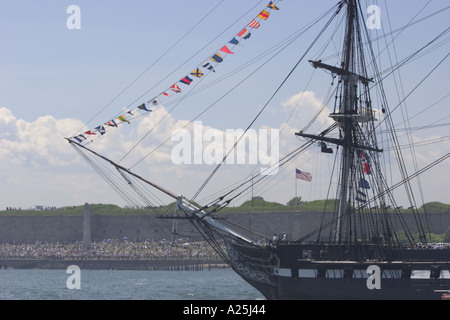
[0,107,84,168]
[281,90,334,131]
[1,90,449,211]
[0,107,102,208]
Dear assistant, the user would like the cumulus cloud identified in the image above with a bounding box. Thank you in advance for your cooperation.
[0,107,83,167]
[1,89,449,210]
[0,107,101,208]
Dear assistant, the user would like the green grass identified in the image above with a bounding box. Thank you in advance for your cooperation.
[1,200,449,216]
[421,202,450,213]
[0,203,144,216]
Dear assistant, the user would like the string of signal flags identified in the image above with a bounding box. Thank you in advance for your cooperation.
[70,1,281,144]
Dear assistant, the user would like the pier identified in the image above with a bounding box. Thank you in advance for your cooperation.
[0,258,227,271]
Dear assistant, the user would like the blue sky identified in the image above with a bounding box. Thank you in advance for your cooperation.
[1,0,449,210]
[2,0,446,123]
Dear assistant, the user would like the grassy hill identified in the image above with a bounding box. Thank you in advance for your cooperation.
[1,200,450,216]
[0,203,142,216]
[421,202,450,213]
[232,198,286,212]
[223,198,339,213]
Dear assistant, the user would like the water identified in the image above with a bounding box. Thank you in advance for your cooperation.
[0,268,265,300]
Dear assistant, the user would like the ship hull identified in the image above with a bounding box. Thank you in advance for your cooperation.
[227,242,450,300]
[276,273,450,300]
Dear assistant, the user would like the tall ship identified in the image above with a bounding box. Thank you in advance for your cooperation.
[67,1,450,299]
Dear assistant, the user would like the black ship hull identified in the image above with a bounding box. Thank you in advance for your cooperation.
[227,242,450,300]
[276,276,449,300]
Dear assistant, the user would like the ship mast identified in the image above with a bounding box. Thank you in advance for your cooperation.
[296,0,381,243]
[335,0,357,244]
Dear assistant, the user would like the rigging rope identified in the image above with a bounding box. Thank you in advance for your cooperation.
[73,0,227,136]
[190,3,345,203]
[68,1,449,245]
[116,0,269,164]
[297,151,450,243]
[129,3,341,170]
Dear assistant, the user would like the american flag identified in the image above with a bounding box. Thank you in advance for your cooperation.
[296,169,312,182]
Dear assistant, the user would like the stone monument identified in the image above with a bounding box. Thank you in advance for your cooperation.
[83,202,91,250]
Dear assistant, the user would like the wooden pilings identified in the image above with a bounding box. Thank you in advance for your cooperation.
[0,258,227,271]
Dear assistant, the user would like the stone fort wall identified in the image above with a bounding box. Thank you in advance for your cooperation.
[0,211,449,243]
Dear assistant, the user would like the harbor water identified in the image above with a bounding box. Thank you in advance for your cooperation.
[0,268,264,300]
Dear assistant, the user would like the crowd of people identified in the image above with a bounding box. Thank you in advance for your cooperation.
[0,238,224,261]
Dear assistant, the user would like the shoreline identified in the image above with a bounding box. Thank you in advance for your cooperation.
[0,258,228,271]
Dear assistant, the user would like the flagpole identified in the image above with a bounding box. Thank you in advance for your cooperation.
[295,170,297,203]
[251,174,254,207]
